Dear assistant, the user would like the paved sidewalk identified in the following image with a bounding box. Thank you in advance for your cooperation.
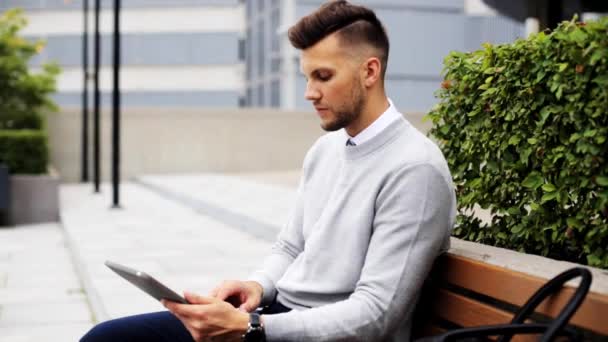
[0,223,94,341]
[136,172,298,241]
[59,172,299,324]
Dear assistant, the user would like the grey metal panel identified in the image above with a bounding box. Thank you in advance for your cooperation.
[295,76,310,110]
[28,32,240,67]
[465,15,524,52]
[380,10,466,76]
[385,79,441,113]
[53,91,240,107]
[1,0,239,11]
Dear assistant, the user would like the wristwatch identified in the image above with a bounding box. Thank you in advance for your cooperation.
[243,312,266,342]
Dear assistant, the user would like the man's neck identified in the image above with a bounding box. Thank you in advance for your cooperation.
[345,94,390,137]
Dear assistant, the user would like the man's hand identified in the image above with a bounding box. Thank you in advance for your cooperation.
[163,292,249,342]
[209,280,263,313]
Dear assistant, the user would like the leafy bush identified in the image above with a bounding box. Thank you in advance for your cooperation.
[0,130,48,174]
[0,8,59,130]
[427,17,608,268]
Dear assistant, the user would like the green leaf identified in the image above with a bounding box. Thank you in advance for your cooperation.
[522,172,543,189]
[570,28,588,45]
[541,183,556,192]
[541,191,559,203]
[590,49,604,65]
[511,225,524,234]
[569,133,581,143]
[566,217,582,228]
[583,129,597,137]
[556,85,563,99]
[508,135,521,145]
[558,63,568,72]
[596,176,608,187]
[587,254,602,267]
[593,74,608,86]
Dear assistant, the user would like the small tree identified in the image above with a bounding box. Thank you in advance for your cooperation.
[0,8,60,130]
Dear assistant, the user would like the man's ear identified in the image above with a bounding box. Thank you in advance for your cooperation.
[362,56,382,88]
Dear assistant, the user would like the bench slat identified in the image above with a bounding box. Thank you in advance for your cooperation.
[423,288,538,341]
[434,254,608,335]
[431,288,513,326]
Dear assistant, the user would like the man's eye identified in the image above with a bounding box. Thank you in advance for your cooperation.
[318,74,331,81]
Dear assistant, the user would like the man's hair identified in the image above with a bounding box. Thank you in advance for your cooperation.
[288,0,390,78]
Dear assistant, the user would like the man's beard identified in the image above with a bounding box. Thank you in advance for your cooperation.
[321,82,366,132]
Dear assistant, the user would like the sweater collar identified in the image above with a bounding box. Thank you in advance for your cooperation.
[343,116,409,160]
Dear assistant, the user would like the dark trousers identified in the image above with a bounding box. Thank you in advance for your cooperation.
[80,300,292,342]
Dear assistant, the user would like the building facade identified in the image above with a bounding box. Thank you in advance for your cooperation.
[4,0,525,111]
[1,0,245,107]
[245,0,525,112]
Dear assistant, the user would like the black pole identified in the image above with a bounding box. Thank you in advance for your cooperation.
[93,0,101,193]
[81,0,89,182]
[111,0,121,208]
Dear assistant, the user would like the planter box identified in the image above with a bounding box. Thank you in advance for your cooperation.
[8,170,59,225]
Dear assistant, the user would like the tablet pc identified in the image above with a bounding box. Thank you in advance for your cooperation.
[105,260,189,304]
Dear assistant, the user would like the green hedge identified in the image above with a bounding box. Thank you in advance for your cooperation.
[427,17,608,269]
[0,130,48,174]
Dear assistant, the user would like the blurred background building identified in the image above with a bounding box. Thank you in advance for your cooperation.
[1,0,245,107]
[2,0,525,112]
[246,0,524,112]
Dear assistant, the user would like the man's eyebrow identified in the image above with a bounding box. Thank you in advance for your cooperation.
[309,68,333,76]
[299,67,334,78]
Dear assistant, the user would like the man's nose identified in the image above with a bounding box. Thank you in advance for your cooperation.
[305,83,321,101]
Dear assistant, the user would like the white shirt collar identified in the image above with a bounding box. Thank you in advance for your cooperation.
[346,98,401,146]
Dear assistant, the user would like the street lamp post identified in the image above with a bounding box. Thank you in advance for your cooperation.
[111,0,122,208]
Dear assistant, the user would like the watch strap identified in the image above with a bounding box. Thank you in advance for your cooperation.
[249,312,262,327]
[243,312,265,342]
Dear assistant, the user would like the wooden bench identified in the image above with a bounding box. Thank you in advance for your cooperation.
[413,253,608,341]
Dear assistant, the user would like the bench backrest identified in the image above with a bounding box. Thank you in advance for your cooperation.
[413,253,608,340]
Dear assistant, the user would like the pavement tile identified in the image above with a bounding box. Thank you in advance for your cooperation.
[0,322,93,342]
[0,223,94,340]
[0,298,92,326]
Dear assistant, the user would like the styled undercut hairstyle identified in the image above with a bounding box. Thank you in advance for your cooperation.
[288,0,390,78]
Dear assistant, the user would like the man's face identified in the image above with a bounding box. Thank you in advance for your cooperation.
[300,33,366,132]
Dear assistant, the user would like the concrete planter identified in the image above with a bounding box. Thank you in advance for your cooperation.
[7,170,59,225]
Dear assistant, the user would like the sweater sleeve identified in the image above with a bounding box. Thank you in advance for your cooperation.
[247,155,311,305]
[262,163,455,341]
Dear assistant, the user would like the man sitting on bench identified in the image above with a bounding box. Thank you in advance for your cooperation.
[81,1,456,341]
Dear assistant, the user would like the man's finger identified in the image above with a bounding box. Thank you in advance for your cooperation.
[184,291,215,305]
[215,287,238,301]
[163,301,190,317]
